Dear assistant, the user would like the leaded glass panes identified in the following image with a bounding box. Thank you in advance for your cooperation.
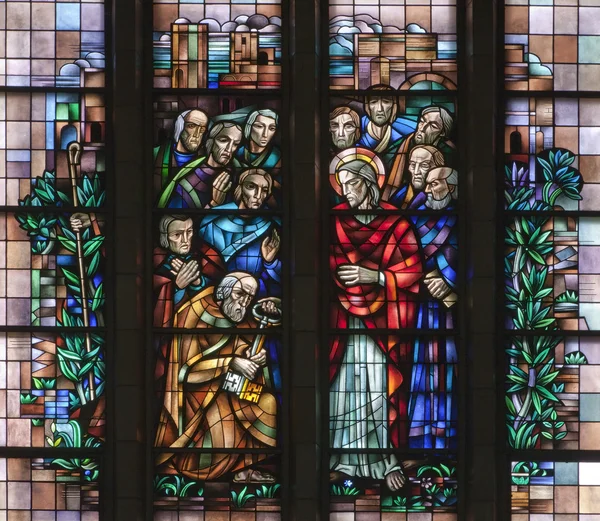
[0,1,108,518]
[151,2,284,519]
[0,1,105,88]
[511,461,600,517]
[503,1,600,517]
[329,0,457,91]
[327,2,459,518]
[153,0,282,89]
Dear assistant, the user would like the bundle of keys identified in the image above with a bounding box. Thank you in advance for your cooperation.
[221,299,282,403]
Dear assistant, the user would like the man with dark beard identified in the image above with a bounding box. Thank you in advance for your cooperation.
[154,109,210,190]
[157,122,243,209]
[382,106,456,201]
[155,272,281,482]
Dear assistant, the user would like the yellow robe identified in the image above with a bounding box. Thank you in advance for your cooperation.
[155,287,277,480]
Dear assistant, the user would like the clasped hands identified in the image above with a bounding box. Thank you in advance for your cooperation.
[337,264,380,286]
[170,258,201,289]
[424,276,451,299]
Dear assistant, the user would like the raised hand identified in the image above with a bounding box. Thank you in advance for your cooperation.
[424,276,451,299]
[174,260,200,289]
[230,356,259,380]
[211,171,232,207]
[259,299,279,316]
[261,229,280,263]
[337,264,379,286]
[70,213,92,233]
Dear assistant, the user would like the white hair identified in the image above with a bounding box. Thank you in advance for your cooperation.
[158,215,189,249]
[244,109,279,141]
[421,106,454,138]
[173,110,192,143]
[446,169,458,199]
[215,275,240,302]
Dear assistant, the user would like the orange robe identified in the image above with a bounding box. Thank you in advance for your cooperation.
[155,287,277,480]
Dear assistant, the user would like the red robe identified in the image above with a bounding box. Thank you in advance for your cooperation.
[330,202,423,447]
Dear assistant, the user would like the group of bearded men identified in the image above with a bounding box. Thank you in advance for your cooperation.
[153,107,283,484]
[151,90,458,491]
[328,86,458,490]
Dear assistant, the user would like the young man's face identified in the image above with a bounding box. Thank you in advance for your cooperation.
[250,115,277,149]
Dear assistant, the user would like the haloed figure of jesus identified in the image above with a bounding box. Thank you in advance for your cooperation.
[329,154,423,491]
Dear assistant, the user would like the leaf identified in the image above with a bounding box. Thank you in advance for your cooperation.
[61,268,81,288]
[83,236,104,258]
[555,431,567,440]
[536,385,560,402]
[91,283,104,311]
[87,251,101,277]
[541,431,553,439]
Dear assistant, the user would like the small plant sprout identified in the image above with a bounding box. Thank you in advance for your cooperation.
[564,351,588,365]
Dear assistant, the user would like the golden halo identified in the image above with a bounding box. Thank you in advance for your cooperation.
[329,147,386,196]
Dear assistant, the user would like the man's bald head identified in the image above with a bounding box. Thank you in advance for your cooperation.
[425,167,458,210]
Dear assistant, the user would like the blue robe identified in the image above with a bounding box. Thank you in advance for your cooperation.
[406,198,458,449]
[357,115,416,167]
[198,203,282,297]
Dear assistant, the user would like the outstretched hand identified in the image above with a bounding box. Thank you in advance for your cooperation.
[211,171,232,207]
[261,229,280,263]
[337,264,379,286]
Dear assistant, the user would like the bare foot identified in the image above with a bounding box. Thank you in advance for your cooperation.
[385,470,406,491]
[233,469,276,483]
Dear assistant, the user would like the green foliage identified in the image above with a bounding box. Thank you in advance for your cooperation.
[20,393,38,404]
[511,462,547,485]
[503,148,585,451]
[416,462,456,478]
[31,419,44,427]
[255,484,281,498]
[231,486,256,508]
[537,149,582,205]
[564,351,588,365]
[153,475,203,498]
[33,377,56,390]
[330,484,361,496]
[76,174,106,207]
[555,290,578,304]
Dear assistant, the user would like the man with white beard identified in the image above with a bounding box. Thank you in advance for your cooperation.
[424,167,458,211]
[407,166,458,450]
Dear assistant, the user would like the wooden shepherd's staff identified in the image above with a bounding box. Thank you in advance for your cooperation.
[67,142,96,402]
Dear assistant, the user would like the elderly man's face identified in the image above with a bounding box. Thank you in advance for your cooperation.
[222,278,258,323]
[330,113,358,149]
[366,96,395,126]
[408,148,435,190]
[415,111,444,145]
[167,218,193,255]
[240,174,270,210]
[425,168,450,201]
[211,126,242,166]
[338,170,369,209]
[180,110,208,153]
[250,115,277,149]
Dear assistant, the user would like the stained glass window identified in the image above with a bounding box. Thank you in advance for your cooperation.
[151,3,284,520]
[0,0,108,518]
[503,2,600,518]
[327,1,459,518]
